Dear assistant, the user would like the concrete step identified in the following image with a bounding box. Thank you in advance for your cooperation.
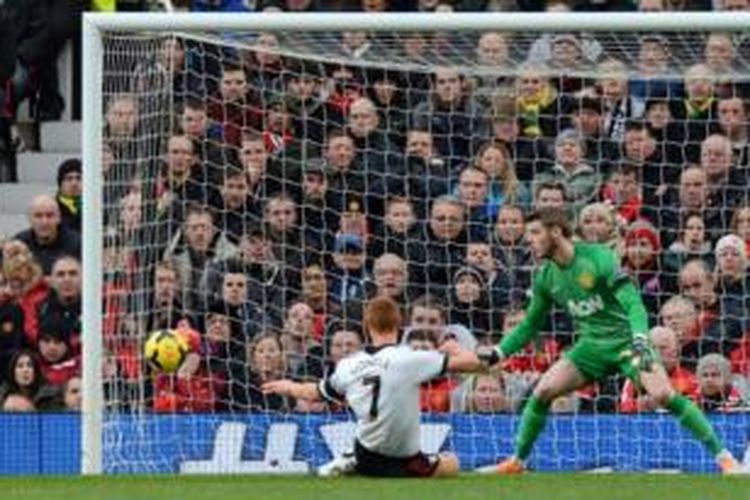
[0,214,31,239]
[17,152,79,184]
[40,121,81,153]
[0,183,54,216]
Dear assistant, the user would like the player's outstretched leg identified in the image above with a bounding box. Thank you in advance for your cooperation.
[639,365,741,474]
[491,359,586,474]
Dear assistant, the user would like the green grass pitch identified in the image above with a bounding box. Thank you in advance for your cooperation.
[5,474,749,500]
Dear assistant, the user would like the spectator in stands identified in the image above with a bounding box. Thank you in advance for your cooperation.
[263,193,317,273]
[371,196,418,259]
[631,35,680,101]
[280,302,323,381]
[597,59,644,142]
[0,268,25,386]
[694,353,746,411]
[216,261,264,339]
[371,253,410,304]
[472,141,532,219]
[14,195,81,275]
[208,62,262,148]
[235,333,293,412]
[661,165,726,246]
[643,97,676,155]
[104,95,140,171]
[324,64,364,127]
[37,256,82,357]
[492,204,533,301]
[678,259,745,362]
[344,253,411,322]
[620,326,698,413]
[457,374,508,414]
[55,159,82,234]
[663,212,714,288]
[704,34,741,97]
[407,195,468,296]
[329,233,368,306]
[320,128,367,207]
[449,265,498,338]
[347,96,395,174]
[0,349,60,410]
[300,264,340,340]
[490,93,545,183]
[532,181,567,212]
[210,168,256,244]
[621,121,676,207]
[239,130,288,201]
[407,294,477,351]
[576,202,619,250]
[602,163,648,226]
[62,376,81,411]
[133,37,189,123]
[622,219,664,316]
[145,260,192,331]
[659,295,700,357]
[285,60,325,148]
[571,96,619,173]
[533,129,601,215]
[456,166,492,234]
[671,64,720,164]
[2,241,49,346]
[390,128,451,219]
[714,234,749,310]
[466,240,511,306]
[717,97,749,168]
[180,98,223,164]
[515,63,571,141]
[411,66,489,165]
[730,205,750,258]
[163,205,238,311]
[472,32,512,107]
[262,98,303,164]
[701,134,748,215]
[325,322,363,372]
[247,33,286,97]
[367,68,408,148]
[36,328,79,388]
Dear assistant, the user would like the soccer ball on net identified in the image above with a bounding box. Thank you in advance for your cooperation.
[144,329,190,374]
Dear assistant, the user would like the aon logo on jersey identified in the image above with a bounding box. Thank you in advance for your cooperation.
[567,295,604,317]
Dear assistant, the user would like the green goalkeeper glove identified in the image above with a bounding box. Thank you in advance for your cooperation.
[632,334,654,372]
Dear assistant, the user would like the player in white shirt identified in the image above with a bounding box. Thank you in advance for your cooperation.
[263,296,483,478]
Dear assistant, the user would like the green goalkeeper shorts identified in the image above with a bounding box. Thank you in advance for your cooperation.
[564,337,660,383]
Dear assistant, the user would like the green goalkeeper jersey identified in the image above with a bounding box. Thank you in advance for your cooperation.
[499,242,650,357]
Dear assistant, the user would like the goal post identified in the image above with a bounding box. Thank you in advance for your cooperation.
[82,11,750,476]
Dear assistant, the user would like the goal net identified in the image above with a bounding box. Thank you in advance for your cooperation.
[86,13,750,474]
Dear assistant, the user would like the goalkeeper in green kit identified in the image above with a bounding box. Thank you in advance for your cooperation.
[480,208,741,474]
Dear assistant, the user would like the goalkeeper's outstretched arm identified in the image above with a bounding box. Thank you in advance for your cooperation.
[613,280,650,340]
[493,279,552,361]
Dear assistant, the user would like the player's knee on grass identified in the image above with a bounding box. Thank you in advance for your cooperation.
[432,453,460,477]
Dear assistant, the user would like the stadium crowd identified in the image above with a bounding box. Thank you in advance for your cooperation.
[1,0,750,416]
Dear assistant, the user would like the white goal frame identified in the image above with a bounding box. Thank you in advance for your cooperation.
[81,11,750,475]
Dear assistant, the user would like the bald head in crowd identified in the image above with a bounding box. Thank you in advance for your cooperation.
[28,195,61,243]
